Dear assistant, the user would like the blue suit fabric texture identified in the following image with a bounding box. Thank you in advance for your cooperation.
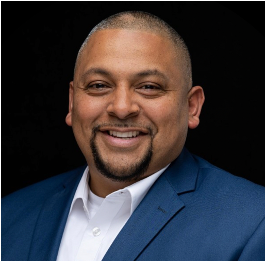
[1,148,265,261]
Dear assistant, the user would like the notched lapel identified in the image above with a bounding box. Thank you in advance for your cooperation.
[28,169,84,261]
[103,176,185,261]
[103,148,199,261]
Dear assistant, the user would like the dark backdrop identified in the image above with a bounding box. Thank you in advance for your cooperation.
[2,1,264,197]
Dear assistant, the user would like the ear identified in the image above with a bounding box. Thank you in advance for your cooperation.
[187,86,205,129]
[65,81,74,126]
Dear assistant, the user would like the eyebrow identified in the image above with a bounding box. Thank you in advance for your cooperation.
[80,67,168,83]
[135,69,168,81]
[80,68,111,83]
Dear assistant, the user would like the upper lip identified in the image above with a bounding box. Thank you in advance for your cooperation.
[99,127,150,134]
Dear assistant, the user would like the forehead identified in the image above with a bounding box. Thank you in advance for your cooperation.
[75,29,182,83]
[88,28,171,48]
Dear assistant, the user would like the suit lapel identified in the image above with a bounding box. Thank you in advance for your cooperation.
[103,175,185,261]
[28,168,85,261]
[27,149,198,261]
[103,149,199,261]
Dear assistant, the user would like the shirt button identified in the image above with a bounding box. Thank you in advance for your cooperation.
[92,227,101,237]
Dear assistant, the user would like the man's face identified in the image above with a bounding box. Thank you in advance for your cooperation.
[66,29,198,182]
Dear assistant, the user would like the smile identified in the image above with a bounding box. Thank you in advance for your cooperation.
[97,128,150,149]
[108,131,140,138]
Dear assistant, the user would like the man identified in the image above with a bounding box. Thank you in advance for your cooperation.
[2,11,264,261]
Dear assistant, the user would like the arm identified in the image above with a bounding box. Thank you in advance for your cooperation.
[238,218,265,261]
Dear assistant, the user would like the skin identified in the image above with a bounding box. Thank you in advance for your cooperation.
[66,29,205,197]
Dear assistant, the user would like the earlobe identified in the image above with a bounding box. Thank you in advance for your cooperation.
[188,86,205,129]
[65,112,72,126]
[65,81,74,126]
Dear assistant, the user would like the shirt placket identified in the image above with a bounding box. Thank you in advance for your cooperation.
[75,192,127,260]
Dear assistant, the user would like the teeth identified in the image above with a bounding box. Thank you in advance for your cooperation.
[109,131,140,138]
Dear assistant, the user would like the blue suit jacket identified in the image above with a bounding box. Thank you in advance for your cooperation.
[2,149,265,261]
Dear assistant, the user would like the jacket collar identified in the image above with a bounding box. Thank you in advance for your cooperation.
[165,147,199,195]
[28,148,199,261]
[28,166,85,261]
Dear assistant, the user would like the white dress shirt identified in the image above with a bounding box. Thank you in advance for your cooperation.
[57,165,169,261]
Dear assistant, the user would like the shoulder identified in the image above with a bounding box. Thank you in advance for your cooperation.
[2,165,86,215]
[190,153,264,215]
[1,166,86,260]
[193,153,264,194]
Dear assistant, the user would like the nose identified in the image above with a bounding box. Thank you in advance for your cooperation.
[106,86,140,119]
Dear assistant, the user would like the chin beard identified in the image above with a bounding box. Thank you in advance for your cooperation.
[90,128,153,183]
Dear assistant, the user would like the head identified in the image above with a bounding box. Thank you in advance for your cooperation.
[66,11,204,188]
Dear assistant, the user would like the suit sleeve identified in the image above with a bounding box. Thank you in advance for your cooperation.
[238,218,265,261]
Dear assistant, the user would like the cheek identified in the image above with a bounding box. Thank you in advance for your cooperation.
[71,96,104,150]
[71,95,107,158]
[148,98,189,145]
[72,95,103,126]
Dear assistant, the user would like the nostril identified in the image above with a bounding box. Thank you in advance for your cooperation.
[106,104,140,119]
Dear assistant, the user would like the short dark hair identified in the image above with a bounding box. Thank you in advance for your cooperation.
[75,11,192,89]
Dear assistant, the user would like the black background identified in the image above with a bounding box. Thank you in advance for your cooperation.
[2,1,265,197]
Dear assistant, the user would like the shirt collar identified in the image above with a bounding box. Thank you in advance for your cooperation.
[69,164,170,215]
[69,166,89,213]
[123,165,170,214]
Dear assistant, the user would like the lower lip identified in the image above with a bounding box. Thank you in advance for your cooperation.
[99,131,147,148]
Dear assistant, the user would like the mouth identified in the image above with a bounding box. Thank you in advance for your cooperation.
[96,127,150,148]
[98,126,150,139]
[108,130,140,139]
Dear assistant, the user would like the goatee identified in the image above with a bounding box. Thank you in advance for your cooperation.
[90,125,153,182]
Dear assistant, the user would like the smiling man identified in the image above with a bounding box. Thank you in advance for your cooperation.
[66,24,203,197]
[2,11,264,261]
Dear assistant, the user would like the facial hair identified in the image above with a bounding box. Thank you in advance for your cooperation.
[90,124,153,182]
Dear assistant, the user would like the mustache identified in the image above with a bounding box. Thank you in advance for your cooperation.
[92,123,156,137]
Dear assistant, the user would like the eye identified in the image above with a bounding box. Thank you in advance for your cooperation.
[140,85,159,90]
[88,83,108,89]
[82,82,112,95]
[135,83,165,97]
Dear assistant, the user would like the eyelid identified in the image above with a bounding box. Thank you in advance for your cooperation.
[140,85,160,89]
[136,82,162,89]
[87,81,111,88]
[134,82,166,98]
[88,83,107,88]
[79,81,113,96]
